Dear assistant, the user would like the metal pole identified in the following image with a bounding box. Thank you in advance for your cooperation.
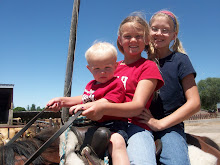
[62,0,80,123]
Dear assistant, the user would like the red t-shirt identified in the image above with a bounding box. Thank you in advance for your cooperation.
[114,58,164,130]
[82,77,127,122]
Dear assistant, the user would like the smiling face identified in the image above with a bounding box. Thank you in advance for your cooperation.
[118,22,148,57]
[87,52,117,84]
[150,15,177,50]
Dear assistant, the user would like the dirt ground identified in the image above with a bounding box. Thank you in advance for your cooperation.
[184,118,220,147]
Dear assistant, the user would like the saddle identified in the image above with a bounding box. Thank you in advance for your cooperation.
[71,124,162,165]
[71,125,111,165]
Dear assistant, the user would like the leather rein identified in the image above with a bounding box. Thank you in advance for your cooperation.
[5,107,82,165]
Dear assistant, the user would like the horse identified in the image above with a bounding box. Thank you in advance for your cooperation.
[186,133,220,165]
[60,125,220,165]
[1,125,220,165]
[0,127,60,165]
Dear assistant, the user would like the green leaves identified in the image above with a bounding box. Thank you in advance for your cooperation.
[198,77,220,111]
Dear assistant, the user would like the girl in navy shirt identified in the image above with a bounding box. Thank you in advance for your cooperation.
[138,10,201,165]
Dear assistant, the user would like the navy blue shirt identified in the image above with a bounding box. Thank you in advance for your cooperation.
[150,52,196,120]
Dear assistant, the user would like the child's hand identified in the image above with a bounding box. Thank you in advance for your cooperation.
[69,102,104,121]
[138,109,162,131]
[69,104,85,115]
[81,102,104,121]
[46,97,63,112]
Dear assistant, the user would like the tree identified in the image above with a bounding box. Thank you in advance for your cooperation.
[30,104,36,111]
[197,77,220,111]
[27,105,30,111]
[36,106,42,111]
[13,107,26,112]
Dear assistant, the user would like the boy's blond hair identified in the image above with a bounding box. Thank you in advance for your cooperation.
[85,42,117,63]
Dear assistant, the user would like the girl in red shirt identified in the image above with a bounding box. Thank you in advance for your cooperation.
[73,12,164,164]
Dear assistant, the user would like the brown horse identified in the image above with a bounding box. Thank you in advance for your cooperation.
[60,126,220,165]
[1,126,219,165]
[0,127,60,165]
[186,133,220,165]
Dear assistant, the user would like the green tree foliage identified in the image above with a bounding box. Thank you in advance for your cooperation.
[198,77,220,111]
[30,104,36,111]
[13,104,43,111]
[36,106,42,111]
[13,107,26,111]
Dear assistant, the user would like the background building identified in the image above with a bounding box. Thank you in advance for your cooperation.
[0,84,14,124]
[217,103,220,112]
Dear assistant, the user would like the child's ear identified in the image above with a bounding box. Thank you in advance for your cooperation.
[117,36,122,45]
[86,65,91,72]
[172,32,178,40]
[114,62,118,69]
[145,35,150,45]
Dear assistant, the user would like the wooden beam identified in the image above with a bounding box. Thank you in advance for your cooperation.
[62,0,80,123]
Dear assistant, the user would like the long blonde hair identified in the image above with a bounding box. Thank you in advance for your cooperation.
[149,10,186,54]
[117,12,156,61]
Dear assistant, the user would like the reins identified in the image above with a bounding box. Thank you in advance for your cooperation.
[4,106,83,165]
[24,110,83,165]
[5,107,49,146]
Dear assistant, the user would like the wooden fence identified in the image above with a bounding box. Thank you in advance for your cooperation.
[188,112,218,120]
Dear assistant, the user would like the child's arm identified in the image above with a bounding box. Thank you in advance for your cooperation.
[79,79,158,121]
[46,95,82,112]
[138,74,201,131]
[69,98,109,115]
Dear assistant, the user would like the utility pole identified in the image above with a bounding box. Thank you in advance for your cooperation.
[62,0,80,123]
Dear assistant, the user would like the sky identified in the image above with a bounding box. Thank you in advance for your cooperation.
[1,0,220,109]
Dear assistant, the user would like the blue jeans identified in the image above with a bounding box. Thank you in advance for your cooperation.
[126,123,156,165]
[97,120,128,143]
[154,124,190,165]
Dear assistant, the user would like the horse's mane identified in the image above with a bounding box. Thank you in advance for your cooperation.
[0,127,59,165]
[186,133,220,151]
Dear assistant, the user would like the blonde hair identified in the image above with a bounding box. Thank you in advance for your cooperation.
[85,41,117,63]
[149,10,186,54]
[117,12,156,61]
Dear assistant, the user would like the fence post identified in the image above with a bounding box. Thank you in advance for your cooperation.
[62,0,80,123]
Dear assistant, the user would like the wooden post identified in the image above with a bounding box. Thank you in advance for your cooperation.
[62,0,80,123]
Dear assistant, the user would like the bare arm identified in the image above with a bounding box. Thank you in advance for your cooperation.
[80,79,158,121]
[70,98,109,114]
[139,74,201,131]
[46,95,82,112]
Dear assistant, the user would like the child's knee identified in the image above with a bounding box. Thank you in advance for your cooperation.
[110,133,126,148]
